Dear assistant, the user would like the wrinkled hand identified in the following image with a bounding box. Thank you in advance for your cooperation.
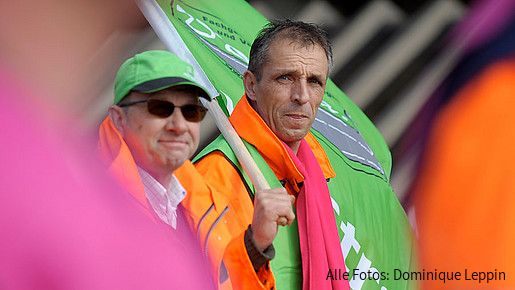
[251,187,295,252]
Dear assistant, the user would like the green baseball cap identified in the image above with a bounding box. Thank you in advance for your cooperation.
[113,50,210,104]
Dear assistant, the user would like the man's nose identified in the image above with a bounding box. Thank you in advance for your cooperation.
[165,108,188,133]
[292,79,310,104]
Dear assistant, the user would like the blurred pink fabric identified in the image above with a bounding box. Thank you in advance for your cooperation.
[0,71,214,289]
[449,0,515,53]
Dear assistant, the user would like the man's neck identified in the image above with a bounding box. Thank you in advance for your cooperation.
[141,167,174,190]
[285,140,301,154]
[155,174,173,190]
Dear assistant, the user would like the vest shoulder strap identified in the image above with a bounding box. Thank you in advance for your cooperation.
[193,135,282,198]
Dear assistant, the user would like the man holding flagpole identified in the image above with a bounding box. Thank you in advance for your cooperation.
[177,20,351,290]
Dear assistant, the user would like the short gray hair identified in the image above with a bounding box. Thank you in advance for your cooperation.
[247,19,333,81]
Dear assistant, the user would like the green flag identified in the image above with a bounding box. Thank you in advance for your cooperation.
[155,1,417,289]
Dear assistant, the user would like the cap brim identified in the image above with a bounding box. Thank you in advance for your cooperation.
[132,77,211,100]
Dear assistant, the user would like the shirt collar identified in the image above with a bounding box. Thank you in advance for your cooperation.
[137,166,186,228]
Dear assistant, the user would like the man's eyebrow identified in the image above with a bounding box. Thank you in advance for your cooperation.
[308,72,323,79]
[271,68,326,81]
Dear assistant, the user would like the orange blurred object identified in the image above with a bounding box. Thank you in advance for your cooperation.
[414,58,515,289]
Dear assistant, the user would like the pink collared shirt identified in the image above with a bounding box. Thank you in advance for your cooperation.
[137,167,186,229]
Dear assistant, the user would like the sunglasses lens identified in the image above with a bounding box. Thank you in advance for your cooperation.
[147,99,174,118]
[146,99,207,122]
[181,104,207,122]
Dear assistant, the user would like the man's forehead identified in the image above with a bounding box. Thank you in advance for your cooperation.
[270,34,325,54]
[270,38,326,57]
[264,41,328,75]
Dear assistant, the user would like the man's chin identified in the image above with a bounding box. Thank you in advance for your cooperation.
[165,156,188,172]
[278,128,309,143]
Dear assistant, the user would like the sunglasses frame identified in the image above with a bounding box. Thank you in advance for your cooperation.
[118,99,208,122]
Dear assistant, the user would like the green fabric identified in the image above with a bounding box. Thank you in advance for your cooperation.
[311,129,417,290]
[114,50,209,104]
[164,1,417,289]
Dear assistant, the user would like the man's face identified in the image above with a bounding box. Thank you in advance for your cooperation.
[245,37,328,148]
[113,87,201,178]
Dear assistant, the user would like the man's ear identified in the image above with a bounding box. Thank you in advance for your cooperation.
[243,70,258,101]
[108,105,127,136]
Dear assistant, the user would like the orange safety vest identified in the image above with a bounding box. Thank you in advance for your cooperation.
[98,116,272,290]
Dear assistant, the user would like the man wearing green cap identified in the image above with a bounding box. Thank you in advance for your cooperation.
[98,50,279,290]
[98,50,210,232]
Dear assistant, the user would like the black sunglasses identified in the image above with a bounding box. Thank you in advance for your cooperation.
[119,99,208,122]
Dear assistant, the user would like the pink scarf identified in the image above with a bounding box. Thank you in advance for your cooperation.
[284,140,350,290]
